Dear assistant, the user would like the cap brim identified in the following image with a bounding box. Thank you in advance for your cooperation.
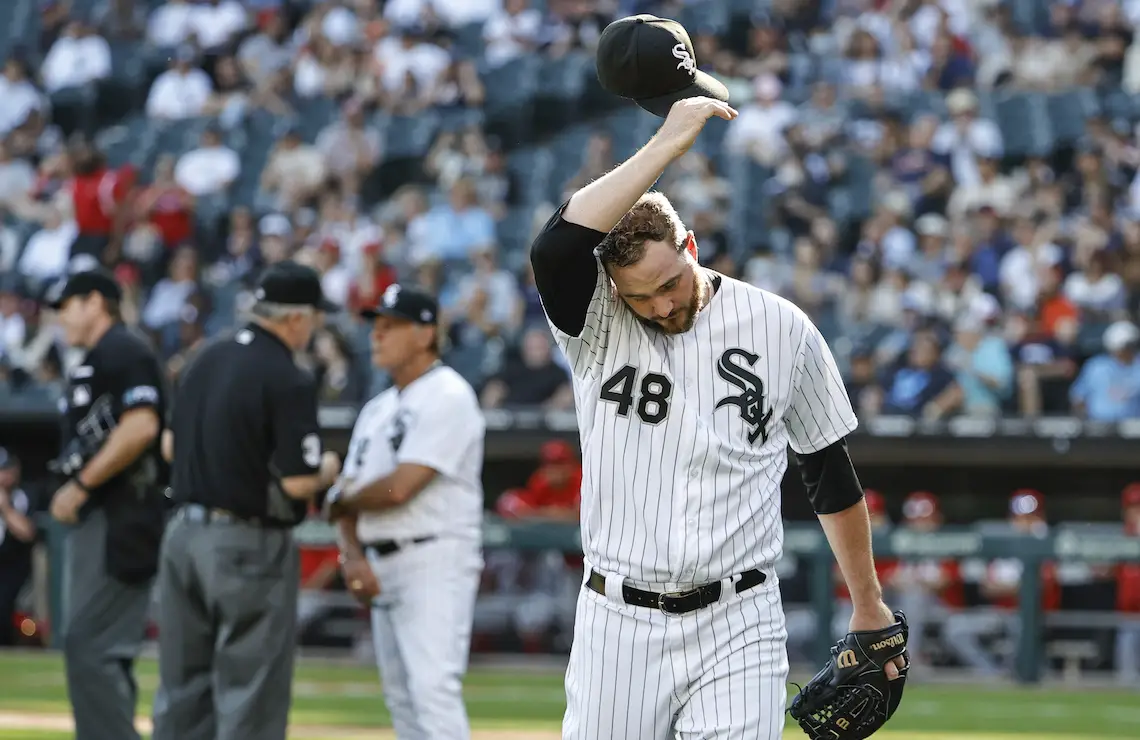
[634,69,730,118]
[316,298,340,313]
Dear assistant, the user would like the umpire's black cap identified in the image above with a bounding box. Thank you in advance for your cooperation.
[44,267,122,309]
[360,284,438,325]
[595,15,729,118]
[254,261,339,312]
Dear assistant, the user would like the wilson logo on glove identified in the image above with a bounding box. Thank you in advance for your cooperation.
[788,610,910,740]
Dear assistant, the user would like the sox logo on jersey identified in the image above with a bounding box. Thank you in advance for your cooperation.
[715,347,775,445]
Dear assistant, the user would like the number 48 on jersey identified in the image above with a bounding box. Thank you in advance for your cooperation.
[599,365,673,425]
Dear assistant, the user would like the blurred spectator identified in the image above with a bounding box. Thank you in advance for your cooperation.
[932,88,1003,191]
[944,313,1014,417]
[1116,483,1140,682]
[345,241,397,315]
[890,491,965,672]
[237,12,295,89]
[148,0,198,49]
[484,0,542,69]
[1070,321,1140,421]
[409,178,495,265]
[311,326,366,403]
[141,245,203,356]
[373,25,451,111]
[41,19,112,94]
[202,54,252,124]
[494,439,583,652]
[135,154,195,254]
[146,46,214,120]
[18,207,78,285]
[68,138,136,263]
[316,98,382,198]
[449,246,521,338]
[204,206,258,288]
[1009,312,1079,417]
[480,327,571,410]
[95,0,148,41]
[0,280,26,367]
[879,330,962,419]
[944,489,1059,677]
[175,127,240,197]
[260,126,327,212]
[189,0,248,53]
[1063,249,1128,321]
[724,73,796,167]
[0,142,35,210]
[0,58,45,138]
[0,449,35,647]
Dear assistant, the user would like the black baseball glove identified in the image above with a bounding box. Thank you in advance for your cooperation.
[787,610,910,740]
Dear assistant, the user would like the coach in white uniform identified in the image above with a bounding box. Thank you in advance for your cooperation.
[327,284,485,740]
[530,15,906,739]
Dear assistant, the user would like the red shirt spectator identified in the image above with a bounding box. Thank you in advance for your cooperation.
[135,156,194,248]
[1116,483,1140,612]
[72,163,135,236]
[347,242,397,314]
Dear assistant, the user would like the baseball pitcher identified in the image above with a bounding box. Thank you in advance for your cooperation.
[530,90,909,740]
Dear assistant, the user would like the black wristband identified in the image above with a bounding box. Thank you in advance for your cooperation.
[71,477,92,494]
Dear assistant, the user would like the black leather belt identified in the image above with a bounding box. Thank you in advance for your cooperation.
[178,503,292,529]
[365,535,437,557]
[586,568,766,615]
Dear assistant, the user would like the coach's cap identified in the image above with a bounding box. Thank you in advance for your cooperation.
[540,440,576,465]
[45,267,122,309]
[254,261,339,312]
[360,284,438,325]
[595,15,729,118]
[1123,483,1140,509]
[863,489,885,515]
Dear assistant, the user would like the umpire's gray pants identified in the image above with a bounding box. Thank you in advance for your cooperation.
[62,508,153,740]
[150,511,300,740]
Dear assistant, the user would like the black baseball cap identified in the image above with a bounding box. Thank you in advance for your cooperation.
[253,261,339,312]
[45,267,122,309]
[360,284,438,325]
[595,15,729,118]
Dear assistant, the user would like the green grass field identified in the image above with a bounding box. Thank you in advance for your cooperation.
[0,650,1136,738]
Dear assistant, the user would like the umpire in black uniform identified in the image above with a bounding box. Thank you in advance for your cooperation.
[151,261,342,740]
[44,268,168,740]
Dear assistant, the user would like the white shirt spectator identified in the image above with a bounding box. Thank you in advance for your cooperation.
[147,0,196,48]
[174,145,241,196]
[931,117,1004,188]
[188,1,248,51]
[0,156,35,207]
[0,225,20,273]
[293,51,328,98]
[41,33,112,93]
[374,38,451,94]
[724,75,798,165]
[142,278,196,329]
[999,242,1063,312]
[18,219,79,282]
[146,67,213,119]
[321,262,353,307]
[434,0,498,25]
[484,3,542,68]
[382,0,426,27]
[0,77,43,135]
[1064,271,1127,313]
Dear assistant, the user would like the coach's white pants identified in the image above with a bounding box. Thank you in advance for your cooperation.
[367,537,483,740]
[563,567,788,740]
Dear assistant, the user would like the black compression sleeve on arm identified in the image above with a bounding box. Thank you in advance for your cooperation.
[529,201,610,337]
[795,437,865,515]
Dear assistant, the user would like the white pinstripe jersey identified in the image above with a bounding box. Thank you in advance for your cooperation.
[547,261,858,588]
[344,365,486,543]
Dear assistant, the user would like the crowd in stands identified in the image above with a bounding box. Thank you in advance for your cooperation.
[1,0,1140,422]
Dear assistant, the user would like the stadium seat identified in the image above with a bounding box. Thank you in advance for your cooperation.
[1047,88,1101,146]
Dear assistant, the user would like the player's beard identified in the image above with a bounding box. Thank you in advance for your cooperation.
[637,266,709,336]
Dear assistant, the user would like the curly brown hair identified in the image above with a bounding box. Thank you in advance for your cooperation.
[596,192,687,269]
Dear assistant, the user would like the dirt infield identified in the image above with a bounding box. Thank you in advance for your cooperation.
[0,711,562,739]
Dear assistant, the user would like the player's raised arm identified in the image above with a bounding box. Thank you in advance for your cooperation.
[530,97,736,338]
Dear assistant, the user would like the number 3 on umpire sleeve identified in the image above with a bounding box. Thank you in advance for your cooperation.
[599,365,672,425]
[302,433,322,468]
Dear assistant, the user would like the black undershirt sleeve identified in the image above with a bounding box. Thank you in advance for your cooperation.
[795,437,866,515]
[529,200,610,337]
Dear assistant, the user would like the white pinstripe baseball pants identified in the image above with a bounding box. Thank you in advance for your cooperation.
[562,567,788,740]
